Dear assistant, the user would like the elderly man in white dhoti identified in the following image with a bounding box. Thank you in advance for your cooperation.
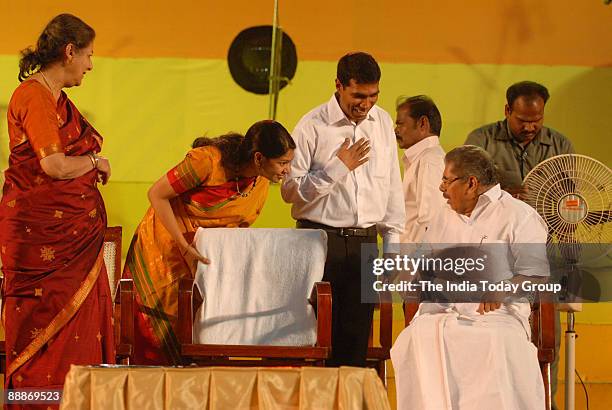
[391,145,548,410]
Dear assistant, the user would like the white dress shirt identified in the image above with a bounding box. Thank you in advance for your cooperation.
[391,184,548,410]
[400,135,446,244]
[422,183,550,312]
[281,94,405,252]
[425,183,548,248]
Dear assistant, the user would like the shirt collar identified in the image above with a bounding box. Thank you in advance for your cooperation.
[463,184,502,222]
[499,119,552,146]
[402,135,441,163]
[326,93,375,125]
[457,184,502,223]
[478,183,502,203]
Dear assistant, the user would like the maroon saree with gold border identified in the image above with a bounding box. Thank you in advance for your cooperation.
[0,81,115,403]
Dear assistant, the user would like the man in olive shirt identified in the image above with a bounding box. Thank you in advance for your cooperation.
[465,81,574,199]
[466,80,573,409]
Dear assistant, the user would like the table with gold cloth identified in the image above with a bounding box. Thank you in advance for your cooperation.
[60,365,391,409]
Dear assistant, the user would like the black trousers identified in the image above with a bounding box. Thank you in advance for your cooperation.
[297,220,377,367]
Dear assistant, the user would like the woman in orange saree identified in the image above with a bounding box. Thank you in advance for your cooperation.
[122,121,295,365]
[0,14,115,401]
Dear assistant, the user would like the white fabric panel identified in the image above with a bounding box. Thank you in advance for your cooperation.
[193,227,327,346]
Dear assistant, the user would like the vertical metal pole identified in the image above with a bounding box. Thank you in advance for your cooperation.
[268,0,280,120]
[544,363,551,410]
[564,311,576,410]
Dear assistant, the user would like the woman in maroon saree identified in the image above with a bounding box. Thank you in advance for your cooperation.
[0,14,114,399]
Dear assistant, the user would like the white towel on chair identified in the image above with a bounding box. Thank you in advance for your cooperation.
[192,227,327,346]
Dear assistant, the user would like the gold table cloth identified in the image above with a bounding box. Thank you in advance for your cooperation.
[60,365,391,410]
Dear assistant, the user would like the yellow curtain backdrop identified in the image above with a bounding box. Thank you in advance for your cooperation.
[2,57,609,276]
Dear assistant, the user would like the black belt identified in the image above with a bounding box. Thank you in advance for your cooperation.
[297,220,377,237]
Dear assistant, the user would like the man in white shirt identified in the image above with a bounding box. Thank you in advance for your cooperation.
[391,145,547,409]
[395,95,446,244]
[281,52,405,366]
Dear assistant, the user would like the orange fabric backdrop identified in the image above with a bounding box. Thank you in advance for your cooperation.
[0,0,611,66]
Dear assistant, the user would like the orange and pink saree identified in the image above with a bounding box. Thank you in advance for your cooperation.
[123,146,269,365]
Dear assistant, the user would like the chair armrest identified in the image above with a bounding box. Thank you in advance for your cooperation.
[378,291,393,349]
[177,276,195,344]
[117,278,134,347]
[403,302,419,327]
[310,281,332,348]
[531,292,556,363]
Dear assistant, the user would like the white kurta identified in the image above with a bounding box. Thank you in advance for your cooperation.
[391,184,548,410]
[400,135,446,244]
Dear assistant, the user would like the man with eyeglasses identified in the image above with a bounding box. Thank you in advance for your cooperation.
[466,81,573,408]
[465,81,574,200]
[391,145,548,410]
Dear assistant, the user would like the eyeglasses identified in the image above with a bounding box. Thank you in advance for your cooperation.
[440,176,466,187]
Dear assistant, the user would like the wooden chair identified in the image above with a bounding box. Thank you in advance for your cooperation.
[367,291,393,383]
[0,226,127,373]
[103,226,135,364]
[0,325,3,376]
[174,276,332,367]
[115,278,134,364]
[403,295,556,410]
[531,297,556,410]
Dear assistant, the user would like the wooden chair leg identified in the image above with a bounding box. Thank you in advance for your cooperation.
[541,362,551,410]
[0,343,5,375]
[377,360,387,386]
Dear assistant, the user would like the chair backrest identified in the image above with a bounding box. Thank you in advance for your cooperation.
[103,226,122,300]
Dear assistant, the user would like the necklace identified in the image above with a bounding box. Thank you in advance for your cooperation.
[39,71,58,96]
[233,177,257,199]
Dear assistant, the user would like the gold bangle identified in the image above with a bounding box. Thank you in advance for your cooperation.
[87,153,98,169]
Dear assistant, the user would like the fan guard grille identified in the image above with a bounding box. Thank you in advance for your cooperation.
[523,154,612,263]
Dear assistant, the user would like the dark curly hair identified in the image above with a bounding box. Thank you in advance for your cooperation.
[18,14,95,81]
[192,120,296,170]
[336,52,381,86]
[445,145,499,186]
[397,95,442,137]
